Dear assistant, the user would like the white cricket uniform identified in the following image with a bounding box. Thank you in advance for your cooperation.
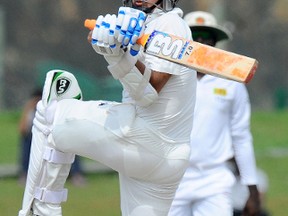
[50,8,196,216]
[169,75,258,216]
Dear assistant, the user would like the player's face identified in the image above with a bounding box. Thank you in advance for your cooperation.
[192,31,216,47]
[132,0,159,9]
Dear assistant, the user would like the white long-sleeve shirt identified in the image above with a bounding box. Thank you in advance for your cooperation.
[189,75,258,185]
[123,8,197,144]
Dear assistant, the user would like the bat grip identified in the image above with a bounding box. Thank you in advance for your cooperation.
[84,19,97,31]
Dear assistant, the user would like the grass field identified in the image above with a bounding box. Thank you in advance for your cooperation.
[0,173,121,215]
[0,110,288,215]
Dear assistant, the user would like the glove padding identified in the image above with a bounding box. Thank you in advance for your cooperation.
[91,13,138,79]
[115,7,146,56]
[91,8,146,57]
[91,14,122,57]
[91,8,146,79]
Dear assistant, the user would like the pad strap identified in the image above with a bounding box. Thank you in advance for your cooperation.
[34,187,68,204]
[43,146,75,164]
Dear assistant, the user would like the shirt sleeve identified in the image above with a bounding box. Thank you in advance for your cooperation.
[230,83,258,185]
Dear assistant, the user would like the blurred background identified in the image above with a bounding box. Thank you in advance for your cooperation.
[0,0,287,110]
[0,0,287,215]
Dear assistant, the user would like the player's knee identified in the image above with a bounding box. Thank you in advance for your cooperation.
[35,100,57,125]
[45,100,57,124]
[33,100,56,136]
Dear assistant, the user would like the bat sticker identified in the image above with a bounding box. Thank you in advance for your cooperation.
[145,31,187,60]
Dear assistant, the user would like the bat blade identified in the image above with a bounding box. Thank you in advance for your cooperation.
[85,19,258,83]
[142,31,258,83]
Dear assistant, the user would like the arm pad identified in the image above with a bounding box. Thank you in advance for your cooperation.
[119,66,158,107]
[106,50,158,107]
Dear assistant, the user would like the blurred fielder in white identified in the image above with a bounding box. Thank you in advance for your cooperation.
[168,11,260,216]
[230,159,270,216]
[18,1,196,216]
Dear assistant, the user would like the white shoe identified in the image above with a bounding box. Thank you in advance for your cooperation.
[19,70,82,216]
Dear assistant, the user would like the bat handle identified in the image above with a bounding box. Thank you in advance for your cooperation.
[84,19,148,47]
[84,19,97,31]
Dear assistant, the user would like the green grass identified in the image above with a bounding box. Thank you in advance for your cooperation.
[0,111,288,215]
[0,111,21,164]
[250,111,288,216]
[0,173,120,216]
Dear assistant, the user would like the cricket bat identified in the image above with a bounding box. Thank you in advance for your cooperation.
[85,19,258,83]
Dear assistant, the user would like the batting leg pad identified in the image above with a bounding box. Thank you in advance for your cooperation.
[18,70,82,216]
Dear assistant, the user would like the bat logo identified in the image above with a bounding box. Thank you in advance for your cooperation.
[146,31,186,59]
[56,78,71,95]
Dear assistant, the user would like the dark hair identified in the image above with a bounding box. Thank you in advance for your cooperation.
[123,0,180,12]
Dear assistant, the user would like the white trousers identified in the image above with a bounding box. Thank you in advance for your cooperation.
[51,99,190,216]
[168,164,235,216]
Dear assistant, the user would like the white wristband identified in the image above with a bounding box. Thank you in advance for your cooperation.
[107,51,137,79]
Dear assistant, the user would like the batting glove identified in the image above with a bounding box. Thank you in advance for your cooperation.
[91,14,122,57]
[115,7,146,56]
